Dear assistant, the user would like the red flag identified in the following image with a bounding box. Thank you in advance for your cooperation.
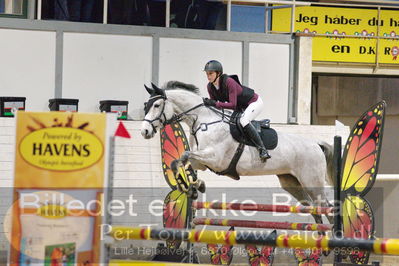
[114,121,131,138]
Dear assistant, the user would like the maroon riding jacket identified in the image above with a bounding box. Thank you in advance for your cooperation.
[207,76,258,110]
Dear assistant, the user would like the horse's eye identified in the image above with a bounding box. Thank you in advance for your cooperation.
[154,104,160,108]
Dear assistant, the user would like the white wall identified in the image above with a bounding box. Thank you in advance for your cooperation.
[159,38,242,97]
[249,43,290,123]
[62,33,153,118]
[0,27,293,123]
[0,29,56,111]
[296,37,313,125]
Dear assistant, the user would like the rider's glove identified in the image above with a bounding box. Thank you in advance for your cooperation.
[203,98,217,107]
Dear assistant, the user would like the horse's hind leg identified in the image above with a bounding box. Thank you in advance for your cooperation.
[296,161,334,224]
[277,174,311,203]
[277,174,323,224]
[302,185,333,224]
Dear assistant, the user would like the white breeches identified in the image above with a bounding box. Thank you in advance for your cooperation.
[240,97,264,127]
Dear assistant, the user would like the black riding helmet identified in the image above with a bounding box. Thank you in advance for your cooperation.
[204,60,223,83]
[204,60,223,74]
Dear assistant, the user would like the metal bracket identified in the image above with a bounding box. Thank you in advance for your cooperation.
[200,123,208,131]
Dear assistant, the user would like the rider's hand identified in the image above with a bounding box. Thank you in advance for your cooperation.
[203,98,217,107]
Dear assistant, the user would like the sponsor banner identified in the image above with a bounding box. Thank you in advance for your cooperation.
[9,111,114,265]
[272,6,399,64]
[14,112,107,188]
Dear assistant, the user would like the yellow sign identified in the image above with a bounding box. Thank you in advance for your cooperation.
[9,111,113,265]
[19,127,103,171]
[14,111,107,188]
[272,6,399,64]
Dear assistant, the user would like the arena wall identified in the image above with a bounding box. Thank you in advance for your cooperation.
[0,19,298,124]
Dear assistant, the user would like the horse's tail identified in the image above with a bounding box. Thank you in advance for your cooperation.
[318,141,334,186]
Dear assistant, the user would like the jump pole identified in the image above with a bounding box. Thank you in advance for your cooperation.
[333,136,343,263]
[110,227,399,256]
[192,217,333,232]
[193,202,334,215]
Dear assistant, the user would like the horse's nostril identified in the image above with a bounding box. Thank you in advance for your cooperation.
[145,129,149,136]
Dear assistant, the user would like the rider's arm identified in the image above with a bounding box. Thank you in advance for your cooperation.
[215,78,240,109]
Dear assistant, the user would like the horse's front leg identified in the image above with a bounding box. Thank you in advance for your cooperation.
[180,148,217,194]
[172,149,214,195]
[181,147,217,171]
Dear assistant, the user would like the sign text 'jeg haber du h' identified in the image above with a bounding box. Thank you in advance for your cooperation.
[272,6,399,63]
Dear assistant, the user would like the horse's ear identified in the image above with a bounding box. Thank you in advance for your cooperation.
[144,84,154,95]
[151,82,160,91]
[151,82,165,98]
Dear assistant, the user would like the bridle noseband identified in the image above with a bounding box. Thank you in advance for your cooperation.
[143,95,167,133]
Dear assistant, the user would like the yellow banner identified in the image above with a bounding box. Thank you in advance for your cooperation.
[272,6,399,64]
[14,111,107,188]
[9,111,111,264]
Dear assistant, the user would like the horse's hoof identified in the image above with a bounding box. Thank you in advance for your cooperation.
[170,159,180,172]
[189,188,198,200]
[197,179,206,193]
[181,151,190,164]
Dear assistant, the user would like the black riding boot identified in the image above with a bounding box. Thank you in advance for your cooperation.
[243,123,271,161]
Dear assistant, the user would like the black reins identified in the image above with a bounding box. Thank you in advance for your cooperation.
[144,95,235,145]
[164,103,204,125]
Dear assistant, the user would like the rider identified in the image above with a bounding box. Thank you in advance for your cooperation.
[203,60,271,161]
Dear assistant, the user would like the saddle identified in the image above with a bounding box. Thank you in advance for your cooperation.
[207,111,278,181]
[229,111,278,150]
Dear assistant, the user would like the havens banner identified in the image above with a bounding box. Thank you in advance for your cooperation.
[9,111,114,265]
[14,112,107,188]
[272,6,399,64]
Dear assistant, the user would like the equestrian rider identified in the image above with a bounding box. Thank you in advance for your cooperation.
[203,60,271,161]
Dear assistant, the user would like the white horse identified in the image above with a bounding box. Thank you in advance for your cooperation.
[141,82,334,224]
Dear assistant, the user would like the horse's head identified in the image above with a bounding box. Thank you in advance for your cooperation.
[141,83,172,139]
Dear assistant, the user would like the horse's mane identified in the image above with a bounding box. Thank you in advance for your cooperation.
[164,81,200,95]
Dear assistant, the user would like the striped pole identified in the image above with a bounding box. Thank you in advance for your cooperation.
[193,218,332,232]
[110,227,399,256]
[193,202,334,215]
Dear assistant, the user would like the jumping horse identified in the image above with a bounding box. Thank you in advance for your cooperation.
[141,81,334,224]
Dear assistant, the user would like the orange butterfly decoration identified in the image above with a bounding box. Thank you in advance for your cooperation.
[207,227,234,265]
[293,248,322,266]
[163,190,190,249]
[161,122,197,249]
[245,245,275,266]
[160,122,197,190]
[340,101,386,264]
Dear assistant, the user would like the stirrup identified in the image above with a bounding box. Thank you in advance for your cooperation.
[259,149,271,161]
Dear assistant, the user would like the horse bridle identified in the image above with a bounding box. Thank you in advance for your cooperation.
[144,94,204,133]
[143,95,168,133]
[145,91,241,152]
